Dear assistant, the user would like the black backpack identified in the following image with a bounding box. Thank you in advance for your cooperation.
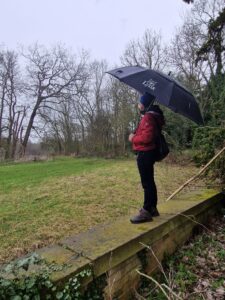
[154,119,169,161]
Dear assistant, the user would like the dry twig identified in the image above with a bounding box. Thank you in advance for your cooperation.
[166,146,225,202]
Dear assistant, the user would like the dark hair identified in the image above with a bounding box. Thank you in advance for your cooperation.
[150,104,163,114]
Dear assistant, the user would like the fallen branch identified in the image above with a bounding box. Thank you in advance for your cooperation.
[136,270,170,299]
[136,270,183,300]
[166,145,225,202]
[139,242,169,284]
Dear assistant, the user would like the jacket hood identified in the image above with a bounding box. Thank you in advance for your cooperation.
[146,110,165,127]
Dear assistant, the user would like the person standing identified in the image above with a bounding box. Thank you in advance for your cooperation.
[129,93,165,223]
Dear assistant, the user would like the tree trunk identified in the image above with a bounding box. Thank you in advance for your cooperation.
[20,101,40,156]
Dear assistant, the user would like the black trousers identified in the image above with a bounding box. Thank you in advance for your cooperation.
[136,150,158,213]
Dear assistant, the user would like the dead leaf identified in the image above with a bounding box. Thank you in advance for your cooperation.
[215,287,225,296]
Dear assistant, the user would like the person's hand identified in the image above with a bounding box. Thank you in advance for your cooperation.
[129,133,135,142]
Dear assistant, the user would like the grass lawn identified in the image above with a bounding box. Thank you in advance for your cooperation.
[0,156,200,263]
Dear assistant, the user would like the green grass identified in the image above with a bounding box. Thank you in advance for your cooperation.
[0,156,199,263]
[0,157,112,192]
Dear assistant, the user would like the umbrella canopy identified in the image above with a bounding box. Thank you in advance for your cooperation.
[107,66,204,125]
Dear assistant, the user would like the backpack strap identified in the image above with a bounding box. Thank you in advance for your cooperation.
[152,114,162,137]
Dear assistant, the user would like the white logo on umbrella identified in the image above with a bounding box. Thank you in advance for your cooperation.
[142,79,157,90]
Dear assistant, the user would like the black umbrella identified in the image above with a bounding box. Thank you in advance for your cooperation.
[107,66,203,125]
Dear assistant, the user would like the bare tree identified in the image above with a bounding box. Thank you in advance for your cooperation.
[0,51,7,148]
[168,0,224,116]
[121,29,168,71]
[65,60,110,155]
[105,76,139,155]
[0,49,27,159]
[20,44,89,156]
[85,60,109,154]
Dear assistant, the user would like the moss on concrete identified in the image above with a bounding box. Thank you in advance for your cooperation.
[59,189,223,277]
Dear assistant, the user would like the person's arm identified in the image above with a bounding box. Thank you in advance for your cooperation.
[132,117,155,145]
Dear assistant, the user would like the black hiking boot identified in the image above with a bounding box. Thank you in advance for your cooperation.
[150,207,160,217]
[130,208,153,224]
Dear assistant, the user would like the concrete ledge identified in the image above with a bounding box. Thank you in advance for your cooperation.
[0,188,224,299]
[58,189,223,278]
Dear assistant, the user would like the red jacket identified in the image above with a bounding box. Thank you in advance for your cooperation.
[132,112,164,152]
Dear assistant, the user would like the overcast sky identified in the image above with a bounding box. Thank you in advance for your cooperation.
[0,0,192,66]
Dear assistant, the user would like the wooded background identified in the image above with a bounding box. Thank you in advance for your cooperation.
[0,0,224,169]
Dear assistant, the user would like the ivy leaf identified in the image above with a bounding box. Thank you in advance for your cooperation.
[56,292,64,299]
[0,279,11,287]
[11,296,22,300]
[33,295,41,300]
[3,263,13,273]
[26,278,36,289]
[44,280,53,288]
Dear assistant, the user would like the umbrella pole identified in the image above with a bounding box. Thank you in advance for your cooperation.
[165,145,225,202]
